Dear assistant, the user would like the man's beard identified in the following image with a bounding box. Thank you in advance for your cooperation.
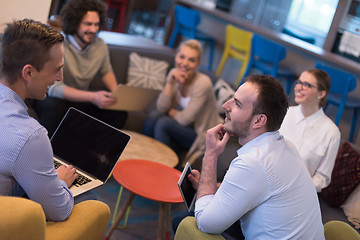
[76,32,96,46]
[225,114,253,139]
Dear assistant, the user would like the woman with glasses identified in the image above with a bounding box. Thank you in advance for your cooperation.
[279,69,340,192]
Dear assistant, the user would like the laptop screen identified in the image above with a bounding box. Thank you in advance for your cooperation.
[50,107,130,182]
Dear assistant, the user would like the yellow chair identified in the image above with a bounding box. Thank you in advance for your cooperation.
[0,196,111,240]
[216,25,253,87]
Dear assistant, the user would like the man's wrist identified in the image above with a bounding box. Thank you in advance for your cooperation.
[203,151,219,164]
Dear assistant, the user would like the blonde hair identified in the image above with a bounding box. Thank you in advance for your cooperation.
[177,39,202,61]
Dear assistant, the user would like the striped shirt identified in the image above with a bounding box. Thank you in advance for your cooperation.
[0,83,73,221]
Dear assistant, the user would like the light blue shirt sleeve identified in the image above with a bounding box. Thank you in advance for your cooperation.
[195,158,268,234]
[12,127,73,221]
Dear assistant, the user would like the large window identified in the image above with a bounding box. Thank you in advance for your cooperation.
[285,0,339,47]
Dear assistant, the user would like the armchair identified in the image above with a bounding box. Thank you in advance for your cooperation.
[0,196,110,240]
[175,217,360,240]
[174,217,225,240]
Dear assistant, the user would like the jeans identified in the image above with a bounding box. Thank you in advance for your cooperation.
[143,110,197,151]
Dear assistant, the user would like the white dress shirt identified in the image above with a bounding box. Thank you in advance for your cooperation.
[279,105,341,192]
[195,131,324,240]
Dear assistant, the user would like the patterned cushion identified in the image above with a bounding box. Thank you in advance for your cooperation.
[127,52,169,90]
[341,184,360,229]
[321,142,360,207]
[213,78,235,115]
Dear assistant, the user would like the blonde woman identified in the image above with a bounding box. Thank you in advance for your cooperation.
[143,39,221,166]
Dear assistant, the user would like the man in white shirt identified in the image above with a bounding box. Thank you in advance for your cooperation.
[182,74,324,239]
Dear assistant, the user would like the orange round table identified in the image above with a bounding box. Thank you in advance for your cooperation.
[105,159,183,240]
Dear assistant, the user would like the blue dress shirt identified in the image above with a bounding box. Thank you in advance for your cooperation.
[0,83,73,221]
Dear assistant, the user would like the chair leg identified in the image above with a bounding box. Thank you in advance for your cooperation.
[165,203,171,240]
[286,75,293,95]
[335,105,345,126]
[168,29,178,48]
[236,58,250,87]
[324,102,329,112]
[157,202,166,240]
[349,108,359,142]
[207,39,214,71]
[216,53,228,77]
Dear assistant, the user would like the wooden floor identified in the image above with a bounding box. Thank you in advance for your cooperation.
[93,177,187,240]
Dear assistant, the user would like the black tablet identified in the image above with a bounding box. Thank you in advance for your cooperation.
[177,162,197,212]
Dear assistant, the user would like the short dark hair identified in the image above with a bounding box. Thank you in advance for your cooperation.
[245,74,288,132]
[60,0,107,35]
[1,18,64,84]
[306,69,331,108]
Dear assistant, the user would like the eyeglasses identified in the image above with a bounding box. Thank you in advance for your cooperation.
[294,79,318,90]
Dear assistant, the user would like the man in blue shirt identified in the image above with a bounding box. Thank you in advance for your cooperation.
[0,19,78,221]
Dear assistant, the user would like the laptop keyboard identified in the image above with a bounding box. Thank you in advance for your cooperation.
[54,160,92,187]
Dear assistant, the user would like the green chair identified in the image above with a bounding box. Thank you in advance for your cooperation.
[324,220,360,240]
[174,217,225,240]
[174,217,360,240]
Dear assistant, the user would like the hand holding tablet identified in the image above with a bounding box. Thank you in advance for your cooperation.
[177,162,197,212]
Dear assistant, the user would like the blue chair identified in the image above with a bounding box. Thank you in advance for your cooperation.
[243,34,294,94]
[168,5,215,71]
[315,62,360,142]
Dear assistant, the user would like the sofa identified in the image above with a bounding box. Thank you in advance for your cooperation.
[319,140,360,232]
[89,32,176,132]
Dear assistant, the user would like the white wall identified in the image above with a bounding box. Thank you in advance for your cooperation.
[0,0,52,33]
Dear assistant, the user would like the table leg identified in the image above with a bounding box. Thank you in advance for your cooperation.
[157,202,165,240]
[165,203,171,240]
[105,192,135,240]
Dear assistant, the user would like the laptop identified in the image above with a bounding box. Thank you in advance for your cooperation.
[51,107,130,197]
[104,84,161,111]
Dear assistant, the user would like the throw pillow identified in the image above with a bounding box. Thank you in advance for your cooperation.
[321,142,360,208]
[127,52,169,90]
[213,78,235,115]
[341,183,360,229]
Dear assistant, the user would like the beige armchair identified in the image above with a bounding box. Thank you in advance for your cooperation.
[0,196,110,240]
